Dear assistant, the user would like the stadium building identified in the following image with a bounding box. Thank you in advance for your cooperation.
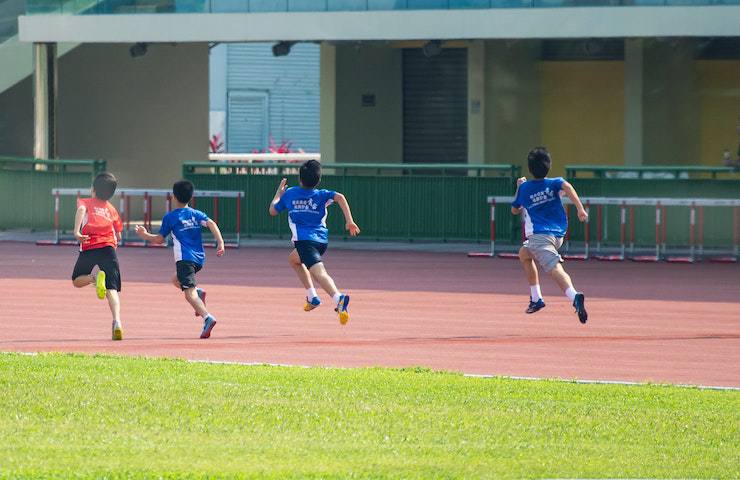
[0,0,738,185]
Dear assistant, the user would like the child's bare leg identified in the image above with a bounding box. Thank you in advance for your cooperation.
[106,290,121,323]
[184,287,209,317]
[308,262,340,299]
[519,247,543,302]
[73,274,94,288]
[549,264,578,301]
[289,249,314,289]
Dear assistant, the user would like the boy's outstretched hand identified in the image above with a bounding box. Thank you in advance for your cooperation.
[134,225,149,239]
[577,208,589,222]
[346,222,361,236]
[517,177,527,186]
[74,231,89,243]
[216,242,225,257]
[277,178,287,196]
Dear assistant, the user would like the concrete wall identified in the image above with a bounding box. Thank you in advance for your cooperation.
[697,59,740,166]
[0,76,33,156]
[484,40,541,171]
[334,43,402,164]
[642,39,699,166]
[56,43,208,188]
[540,61,625,176]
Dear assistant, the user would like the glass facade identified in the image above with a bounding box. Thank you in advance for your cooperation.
[24,0,740,15]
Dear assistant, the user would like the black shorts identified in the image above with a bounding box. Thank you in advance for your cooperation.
[294,240,328,269]
[176,260,202,290]
[71,246,121,291]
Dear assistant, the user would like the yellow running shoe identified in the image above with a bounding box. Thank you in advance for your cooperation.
[95,271,107,300]
[335,294,350,325]
[304,296,321,312]
[112,321,123,341]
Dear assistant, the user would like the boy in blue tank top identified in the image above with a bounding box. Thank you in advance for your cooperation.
[134,180,225,338]
[511,147,589,324]
[269,160,360,325]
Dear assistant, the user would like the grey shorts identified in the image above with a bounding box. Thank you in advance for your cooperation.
[524,234,564,273]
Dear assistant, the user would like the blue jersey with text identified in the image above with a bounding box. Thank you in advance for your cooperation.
[159,207,210,265]
[274,187,337,243]
[511,177,568,238]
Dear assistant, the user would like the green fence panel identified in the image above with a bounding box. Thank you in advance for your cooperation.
[184,162,519,242]
[566,178,740,248]
[0,157,106,230]
[566,165,739,180]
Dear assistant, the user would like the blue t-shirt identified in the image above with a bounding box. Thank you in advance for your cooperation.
[159,207,210,265]
[274,187,337,243]
[511,177,568,238]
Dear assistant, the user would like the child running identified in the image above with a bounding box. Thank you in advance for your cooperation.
[134,180,225,338]
[71,172,125,340]
[269,160,360,325]
[512,147,589,324]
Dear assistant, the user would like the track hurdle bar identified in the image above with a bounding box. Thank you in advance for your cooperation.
[707,205,739,263]
[665,202,696,264]
[630,202,662,262]
[563,201,589,260]
[467,198,496,258]
[36,189,85,246]
[593,202,627,261]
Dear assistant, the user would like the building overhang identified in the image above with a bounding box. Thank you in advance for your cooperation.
[19,6,740,44]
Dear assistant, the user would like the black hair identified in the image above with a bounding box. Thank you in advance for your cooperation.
[299,160,322,188]
[173,180,194,204]
[527,147,552,179]
[93,172,117,200]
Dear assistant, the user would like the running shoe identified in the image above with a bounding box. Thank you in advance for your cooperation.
[200,315,217,339]
[526,298,546,314]
[573,293,588,324]
[95,271,107,300]
[112,321,123,341]
[304,296,321,312]
[195,288,207,317]
[335,294,350,325]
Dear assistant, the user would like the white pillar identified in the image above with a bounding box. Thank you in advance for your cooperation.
[467,40,485,165]
[33,42,57,160]
[624,38,643,166]
[320,42,336,163]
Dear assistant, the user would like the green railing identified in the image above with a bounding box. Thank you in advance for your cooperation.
[0,157,106,230]
[566,165,739,179]
[183,162,520,242]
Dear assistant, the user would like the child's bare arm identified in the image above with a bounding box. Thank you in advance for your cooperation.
[269,178,288,216]
[134,225,166,244]
[511,177,527,215]
[206,219,225,257]
[73,205,89,242]
[334,193,360,236]
[562,181,589,222]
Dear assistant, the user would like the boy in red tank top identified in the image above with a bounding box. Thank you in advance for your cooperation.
[71,172,124,340]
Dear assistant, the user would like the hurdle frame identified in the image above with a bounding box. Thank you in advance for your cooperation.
[468,196,740,263]
[39,188,245,248]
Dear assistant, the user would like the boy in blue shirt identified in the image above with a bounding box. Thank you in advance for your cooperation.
[134,180,225,338]
[511,147,589,324]
[269,160,360,325]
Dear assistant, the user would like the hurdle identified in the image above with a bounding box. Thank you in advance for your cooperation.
[38,188,244,248]
[468,196,740,263]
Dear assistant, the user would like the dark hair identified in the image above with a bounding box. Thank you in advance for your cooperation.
[299,160,322,188]
[527,147,552,179]
[172,180,194,204]
[93,172,117,200]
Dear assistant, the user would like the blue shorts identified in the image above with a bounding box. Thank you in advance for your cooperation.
[294,240,327,269]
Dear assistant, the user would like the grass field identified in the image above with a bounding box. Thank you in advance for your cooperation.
[0,353,737,479]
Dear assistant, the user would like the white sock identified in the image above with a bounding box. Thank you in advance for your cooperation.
[565,287,578,302]
[530,285,543,302]
[307,287,318,299]
[333,292,343,303]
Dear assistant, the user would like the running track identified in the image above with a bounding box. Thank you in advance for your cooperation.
[1,242,738,387]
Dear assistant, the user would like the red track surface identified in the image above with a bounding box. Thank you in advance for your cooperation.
[1,242,738,387]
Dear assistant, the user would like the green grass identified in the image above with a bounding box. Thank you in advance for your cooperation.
[0,353,737,479]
